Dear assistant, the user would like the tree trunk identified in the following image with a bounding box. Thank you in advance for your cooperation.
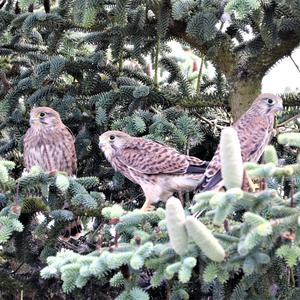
[229,77,262,121]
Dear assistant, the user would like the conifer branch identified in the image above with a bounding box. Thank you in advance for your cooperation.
[169,20,237,76]
[169,20,300,80]
[247,34,300,77]
[195,113,226,130]
[277,113,300,127]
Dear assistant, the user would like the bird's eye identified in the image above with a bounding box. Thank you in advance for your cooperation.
[109,135,115,141]
[267,98,274,105]
[39,112,46,118]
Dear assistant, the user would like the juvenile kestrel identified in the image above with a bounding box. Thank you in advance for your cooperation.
[196,93,283,192]
[23,107,82,239]
[99,130,208,211]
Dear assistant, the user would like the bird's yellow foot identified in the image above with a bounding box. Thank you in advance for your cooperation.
[49,169,58,176]
[140,201,155,212]
[243,171,260,192]
[248,177,260,192]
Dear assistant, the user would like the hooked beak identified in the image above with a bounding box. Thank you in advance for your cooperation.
[275,101,283,112]
[98,138,105,149]
[30,117,40,125]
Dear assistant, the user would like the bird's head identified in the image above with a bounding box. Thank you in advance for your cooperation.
[253,93,283,114]
[99,131,131,153]
[29,107,63,127]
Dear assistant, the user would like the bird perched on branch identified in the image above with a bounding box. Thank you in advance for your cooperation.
[99,130,208,211]
[196,93,283,192]
[23,107,82,240]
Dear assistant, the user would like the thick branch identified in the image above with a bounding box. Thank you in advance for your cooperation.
[169,18,300,81]
[245,32,300,77]
[169,20,237,76]
[229,77,261,120]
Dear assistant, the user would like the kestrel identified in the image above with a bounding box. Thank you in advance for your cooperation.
[23,107,82,239]
[196,93,283,192]
[99,130,208,211]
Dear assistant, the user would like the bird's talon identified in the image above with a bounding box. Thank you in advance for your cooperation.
[247,177,260,192]
[140,202,155,212]
[49,169,58,176]
[250,182,260,192]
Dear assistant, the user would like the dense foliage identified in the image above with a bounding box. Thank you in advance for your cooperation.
[1,0,300,299]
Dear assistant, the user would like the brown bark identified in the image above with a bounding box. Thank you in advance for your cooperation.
[229,77,262,120]
[246,34,300,76]
[169,20,237,76]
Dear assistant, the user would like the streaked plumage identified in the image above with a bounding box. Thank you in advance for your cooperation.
[24,107,76,175]
[197,93,283,192]
[99,130,208,210]
[23,107,81,239]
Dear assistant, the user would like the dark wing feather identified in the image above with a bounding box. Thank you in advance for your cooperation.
[185,156,208,174]
[200,170,222,191]
[196,146,221,191]
[186,165,207,174]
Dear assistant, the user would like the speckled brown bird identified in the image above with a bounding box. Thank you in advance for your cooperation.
[99,130,208,211]
[23,107,82,239]
[196,93,283,192]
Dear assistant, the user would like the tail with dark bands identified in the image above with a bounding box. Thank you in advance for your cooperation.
[60,216,83,240]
